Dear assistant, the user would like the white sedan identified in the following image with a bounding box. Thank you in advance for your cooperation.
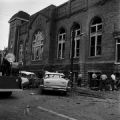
[39,72,71,95]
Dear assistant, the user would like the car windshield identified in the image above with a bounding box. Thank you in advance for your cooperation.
[19,71,36,79]
[45,74,64,79]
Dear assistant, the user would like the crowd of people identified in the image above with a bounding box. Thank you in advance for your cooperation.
[91,72,120,91]
[77,72,120,91]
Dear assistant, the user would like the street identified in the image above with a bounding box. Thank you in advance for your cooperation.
[0,89,120,120]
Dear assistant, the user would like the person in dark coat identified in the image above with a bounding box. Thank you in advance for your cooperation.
[99,73,108,91]
[1,57,11,76]
[77,73,82,87]
[110,73,117,91]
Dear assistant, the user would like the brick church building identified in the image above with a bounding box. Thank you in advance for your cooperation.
[8,0,120,86]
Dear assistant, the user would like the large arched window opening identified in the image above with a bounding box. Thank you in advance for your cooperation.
[32,30,44,61]
[18,42,23,62]
[57,27,66,59]
[90,16,102,56]
[25,39,29,55]
[71,22,81,58]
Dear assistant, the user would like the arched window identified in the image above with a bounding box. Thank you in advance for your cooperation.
[90,16,102,56]
[71,23,81,58]
[57,28,66,59]
[25,40,29,54]
[32,30,44,61]
[19,42,23,62]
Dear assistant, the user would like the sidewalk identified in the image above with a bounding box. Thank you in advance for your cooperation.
[74,86,120,101]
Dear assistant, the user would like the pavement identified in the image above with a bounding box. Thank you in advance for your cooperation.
[73,86,120,101]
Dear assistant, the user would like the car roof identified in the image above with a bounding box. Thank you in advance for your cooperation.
[45,71,64,76]
[19,71,35,75]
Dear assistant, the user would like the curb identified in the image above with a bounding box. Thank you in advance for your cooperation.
[73,87,120,100]
[74,87,105,99]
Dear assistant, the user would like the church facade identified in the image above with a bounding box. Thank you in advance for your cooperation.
[8,0,120,86]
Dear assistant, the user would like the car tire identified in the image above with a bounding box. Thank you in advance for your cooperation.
[64,91,67,96]
[6,92,12,97]
[39,87,43,94]
[61,91,67,96]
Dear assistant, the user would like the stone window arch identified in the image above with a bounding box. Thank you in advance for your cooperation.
[32,30,44,61]
[57,27,66,59]
[90,16,103,56]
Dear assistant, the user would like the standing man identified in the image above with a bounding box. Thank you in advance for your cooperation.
[77,73,82,87]
[99,73,108,91]
[1,57,11,76]
[91,72,97,88]
[111,73,117,91]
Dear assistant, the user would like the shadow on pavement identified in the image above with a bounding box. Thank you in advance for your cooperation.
[40,90,70,97]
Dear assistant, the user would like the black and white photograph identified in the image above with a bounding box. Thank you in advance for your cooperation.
[0,0,120,120]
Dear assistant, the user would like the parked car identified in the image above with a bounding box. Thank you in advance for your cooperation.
[39,71,71,95]
[21,76,29,89]
[19,71,40,89]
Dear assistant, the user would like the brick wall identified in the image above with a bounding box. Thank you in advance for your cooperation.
[54,0,120,85]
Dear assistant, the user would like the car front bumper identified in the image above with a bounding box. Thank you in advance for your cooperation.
[40,85,71,92]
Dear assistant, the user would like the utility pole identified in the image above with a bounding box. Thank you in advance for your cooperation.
[71,23,76,87]
[70,22,84,88]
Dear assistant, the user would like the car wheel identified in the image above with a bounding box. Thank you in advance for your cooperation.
[6,92,12,97]
[61,91,67,96]
[64,91,67,96]
[39,87,43,94]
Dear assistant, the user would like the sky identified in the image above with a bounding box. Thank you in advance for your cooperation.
[0,0,68,50]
